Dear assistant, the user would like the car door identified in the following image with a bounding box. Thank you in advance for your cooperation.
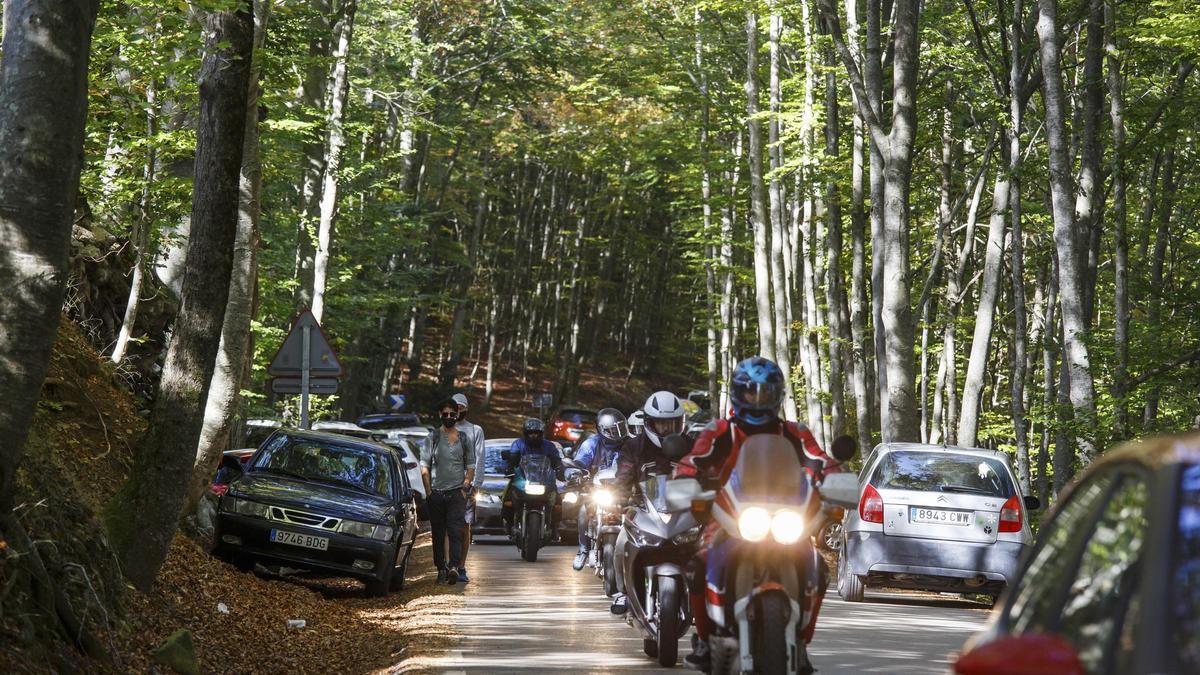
[390,450,418,548]
[1001,464,1151,673]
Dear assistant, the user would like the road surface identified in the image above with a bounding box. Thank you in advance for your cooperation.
[408,538,987,673]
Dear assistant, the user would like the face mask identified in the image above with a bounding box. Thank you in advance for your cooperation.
[457,409,467,423]
[440,415,457,428]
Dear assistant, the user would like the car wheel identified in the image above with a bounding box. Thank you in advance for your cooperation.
[391,540,414,592]
[365,548,396,597]
[837,542,865,602]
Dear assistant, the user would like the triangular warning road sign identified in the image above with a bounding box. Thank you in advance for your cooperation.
[268,310,343,377]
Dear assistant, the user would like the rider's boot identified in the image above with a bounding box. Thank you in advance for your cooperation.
[683,633,711,672]
[572,549,588,571]
[609,592,628,615]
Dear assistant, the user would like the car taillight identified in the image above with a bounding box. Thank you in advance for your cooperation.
[999,495,1023,532]
[859,484,884,523]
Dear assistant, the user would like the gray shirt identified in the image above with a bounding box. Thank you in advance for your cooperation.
[421,427,477,492]
[457,421,487,488]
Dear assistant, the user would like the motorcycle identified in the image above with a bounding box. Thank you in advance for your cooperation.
[665,434,858,675]
[589,463,622,596]
[612,435,699,668]
[505,453,559,562]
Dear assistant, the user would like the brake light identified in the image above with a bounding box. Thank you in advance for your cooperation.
[859,484,883,523]
[999,495,1023,533]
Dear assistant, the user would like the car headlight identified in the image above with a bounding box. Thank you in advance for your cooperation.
[738,507,771,542]
[224,497,269,518]
[525,483,546,496]
[339,520,394,541]
[770,509,805,544]
[594,489,614,507]
[673,525,703,545]
[563,492,579,504]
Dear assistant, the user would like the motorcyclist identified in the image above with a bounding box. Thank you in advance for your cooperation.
[673,356,840,673]
[627,409,645,437]
[610,391,691,614]
[570,408,628,571]
[500,418,564,532]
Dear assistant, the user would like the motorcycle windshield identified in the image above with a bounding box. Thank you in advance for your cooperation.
[642,474,670,514]
[730,435,810,505]
[520,454,556,485]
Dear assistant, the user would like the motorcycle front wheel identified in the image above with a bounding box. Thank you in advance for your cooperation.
[655,575,682,667]
[752,593,790,675]
[602,539,617,597]
[521,510,543,562]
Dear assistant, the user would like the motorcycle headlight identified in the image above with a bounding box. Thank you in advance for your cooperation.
[339,520,394,541]
[563,492,579,504]
[224,497,269,518]
[594,489,614,507]
[525,483,546,496]
[673,525,703,545]
[633,528,665,547]
[770,509,805,545]
[738,507,771,542]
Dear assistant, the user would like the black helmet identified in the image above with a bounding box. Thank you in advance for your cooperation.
[596,408,629,442]
[523,418,545,443]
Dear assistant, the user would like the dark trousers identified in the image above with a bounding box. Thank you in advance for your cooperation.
[428,488,467,571]
[577,503,592,551]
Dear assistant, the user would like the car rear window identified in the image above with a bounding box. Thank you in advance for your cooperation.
[1173,464,1200,672]
[557,410,597,425]
[359,414,420,430]
[870,450,1015,498]
[484,443,510,474]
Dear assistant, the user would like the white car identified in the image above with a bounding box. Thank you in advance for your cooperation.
[838,442,1040,603]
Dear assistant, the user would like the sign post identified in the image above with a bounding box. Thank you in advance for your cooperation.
[268,310,343,429]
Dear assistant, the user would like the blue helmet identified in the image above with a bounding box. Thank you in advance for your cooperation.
[729,356,785,426]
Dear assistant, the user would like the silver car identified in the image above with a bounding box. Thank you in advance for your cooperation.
[838,442,1039,603]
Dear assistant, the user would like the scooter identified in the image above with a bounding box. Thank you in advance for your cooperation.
[612,435,699,668]
[504,453,558,562]
[665,434,858,675]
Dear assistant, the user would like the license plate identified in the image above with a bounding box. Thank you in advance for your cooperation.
[270,529,329,551]
[910,507,971,526]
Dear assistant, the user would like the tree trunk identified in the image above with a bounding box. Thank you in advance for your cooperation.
[187,0,271,517]
[293,0,332,311]
[310,0,356,323]
[1106,0,1129,439]
[106,7,254,590]
[1143,146,1175,428]
[0,0,100,514]
[767,2,795,418]
[746,9,775,361]
[1037,0,1097,464]
[958,160,1010,448]
[823,40,846,439]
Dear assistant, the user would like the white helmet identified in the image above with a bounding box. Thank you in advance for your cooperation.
[628,410,645,437]
[642,391,685,448]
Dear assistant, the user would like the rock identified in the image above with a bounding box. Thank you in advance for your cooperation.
[152,628,200,675]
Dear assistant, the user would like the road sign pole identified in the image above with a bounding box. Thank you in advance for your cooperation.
[301,324,311,429]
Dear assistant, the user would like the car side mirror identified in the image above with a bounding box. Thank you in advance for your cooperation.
[830,435,857,462]
[661,433,691,462]
[404,460,418,470]
[1024,495,1041,511]
[819,473,860,509]
[955,634,1082,675]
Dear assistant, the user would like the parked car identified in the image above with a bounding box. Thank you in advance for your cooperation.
[838,442,1039,603]
[357,412,423,430]
[375,432,427,502]
[311,420,376,440]
[473,438,571,539]
[242,418,282,449]
[548,406,597,444]
[213,429,420,596]
[954,431,1200,675]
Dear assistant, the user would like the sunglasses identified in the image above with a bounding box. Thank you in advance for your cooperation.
[440,412,457,418]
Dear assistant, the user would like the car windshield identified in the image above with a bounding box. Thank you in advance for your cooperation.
[557,410,596,425]
[251,435,393,498]
[484,443,510,474]
[359,414,420,430]
[871,450,1014,498]
[1174,464,1200,672]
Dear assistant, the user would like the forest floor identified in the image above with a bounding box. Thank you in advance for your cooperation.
[0,319,692,673]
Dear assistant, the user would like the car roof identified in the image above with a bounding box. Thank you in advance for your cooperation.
[873,442,1011,460]
[273,428,392,454]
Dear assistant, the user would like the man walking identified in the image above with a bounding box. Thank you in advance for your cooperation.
[420,399,477,585]
[452,392,486,583]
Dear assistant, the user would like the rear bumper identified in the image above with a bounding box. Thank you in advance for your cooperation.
[844,530,1023,590]
[215,513,394,580]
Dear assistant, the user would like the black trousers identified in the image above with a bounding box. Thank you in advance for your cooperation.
[428,488,467,571]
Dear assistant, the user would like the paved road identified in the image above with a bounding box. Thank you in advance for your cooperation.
[416,538,987,674]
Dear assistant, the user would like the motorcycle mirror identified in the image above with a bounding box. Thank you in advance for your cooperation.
[830,435,857,462]
[819,473,861,509]
[661,433,691,462]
